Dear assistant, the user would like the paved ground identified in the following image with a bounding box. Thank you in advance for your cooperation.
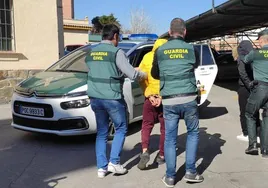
[1,81,268,188]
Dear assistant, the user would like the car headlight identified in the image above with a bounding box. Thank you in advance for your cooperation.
[60,98,90,110]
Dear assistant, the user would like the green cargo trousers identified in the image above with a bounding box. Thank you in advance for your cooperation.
[245,83,268,151]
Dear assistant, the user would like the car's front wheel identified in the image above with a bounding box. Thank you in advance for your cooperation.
[108,112,129,140]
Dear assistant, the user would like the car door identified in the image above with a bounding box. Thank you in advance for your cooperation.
[194,44,218,105]
[124,44,153,120]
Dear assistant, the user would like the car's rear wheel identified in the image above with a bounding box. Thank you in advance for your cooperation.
[108,112,129,140]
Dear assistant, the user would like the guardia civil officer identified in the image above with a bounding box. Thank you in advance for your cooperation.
[243,29,268,158]
[85,24,147,178]
[151,18,203,187]
[236,41,261,142]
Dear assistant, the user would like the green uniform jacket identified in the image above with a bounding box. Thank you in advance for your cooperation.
[244,45,268,83]
[156,38,197,98]
[85,43,123,99]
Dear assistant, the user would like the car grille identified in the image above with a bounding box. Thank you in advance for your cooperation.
[13,115,89,131]
[14,101,54,118]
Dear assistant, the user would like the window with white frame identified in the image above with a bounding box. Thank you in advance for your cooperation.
[0,0,14,51]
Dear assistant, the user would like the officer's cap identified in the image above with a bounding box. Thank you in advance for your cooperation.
[257,29,268,40]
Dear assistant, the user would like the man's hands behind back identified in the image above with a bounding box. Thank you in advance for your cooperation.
[149,95,162,107]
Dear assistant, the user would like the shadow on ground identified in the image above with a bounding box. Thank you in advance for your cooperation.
[199,106,228,119]
[199,100,228,119]
[127,121,142,137]
[175,127,226,184]
[36,126,225,187]
[124,126,226,186]
[124,133,163,171]
[214,79,238,92]
[0,119,143,188]
[1,105,226,187]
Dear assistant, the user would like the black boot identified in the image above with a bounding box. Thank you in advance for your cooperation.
[245,142,258,155]
[261,149,268,158]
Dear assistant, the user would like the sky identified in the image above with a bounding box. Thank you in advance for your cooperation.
[74,0,228,35]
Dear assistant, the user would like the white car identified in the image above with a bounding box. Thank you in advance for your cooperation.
[11,41,218,137]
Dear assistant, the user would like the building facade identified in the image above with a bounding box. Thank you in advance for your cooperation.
[63,18,91,46]
[62,0,91,46]
[0,0,92,103]
[62,0,74,19]
[0,0,64,103]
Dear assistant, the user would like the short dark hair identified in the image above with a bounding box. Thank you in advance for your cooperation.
[170,18,186,36]
[102,24,120,40]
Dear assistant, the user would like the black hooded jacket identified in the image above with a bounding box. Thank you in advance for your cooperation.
[237,41,254,90]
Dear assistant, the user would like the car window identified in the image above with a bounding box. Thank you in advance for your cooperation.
[128,50,137,65]
[118,43,137,53]
[194,45,201,66]
[131,46,153,67]
[63,54,89,72]
[201,45,215,66]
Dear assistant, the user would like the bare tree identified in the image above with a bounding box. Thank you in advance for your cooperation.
[120,25,131,34]
[128,8,153,33]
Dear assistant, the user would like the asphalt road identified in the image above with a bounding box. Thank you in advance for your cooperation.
[1,81,268,188]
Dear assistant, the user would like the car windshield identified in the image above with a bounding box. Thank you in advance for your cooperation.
[46,42,137,73]
[47,45,92,73]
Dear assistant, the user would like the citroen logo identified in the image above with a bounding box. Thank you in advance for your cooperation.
[30,91,37,97]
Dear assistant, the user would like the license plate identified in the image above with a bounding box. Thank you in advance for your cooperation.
[20,106,45,117]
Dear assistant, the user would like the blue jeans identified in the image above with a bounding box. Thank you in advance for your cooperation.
[90,98,128,170]
[163,100,199,179]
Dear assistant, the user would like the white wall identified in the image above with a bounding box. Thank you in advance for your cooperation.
[64,29,88,46]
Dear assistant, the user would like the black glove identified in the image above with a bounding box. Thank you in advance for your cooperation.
[249,80,258,90]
